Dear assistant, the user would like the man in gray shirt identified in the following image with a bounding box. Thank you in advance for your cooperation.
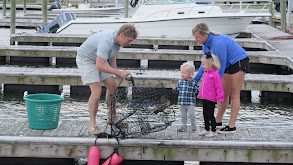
[76,24,138,134]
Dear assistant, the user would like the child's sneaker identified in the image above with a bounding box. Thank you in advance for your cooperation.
[205,131,217,138]
[179,126,187,132]
[201,122,224,129]
[191,124,197,131]
[198,130,209,136]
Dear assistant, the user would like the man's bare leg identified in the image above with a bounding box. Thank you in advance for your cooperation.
[88,82,102,134]
[103,77,118,123]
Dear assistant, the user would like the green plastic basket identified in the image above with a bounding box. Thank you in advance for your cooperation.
[24,93,63,130]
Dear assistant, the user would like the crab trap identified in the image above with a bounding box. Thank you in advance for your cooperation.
[106,78,176,139]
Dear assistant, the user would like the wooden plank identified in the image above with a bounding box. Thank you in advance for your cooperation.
[247,128,264,141]
[237,127,251,140]
[272,128,289,141]
[259,128,277,141]
[177,124,190,140]
[11,33,271,50]
[5,118,28,136]
[164,124,178,140]
[0,66,292,93]
[283,129,293,141]
[52,120,73,136]
[16,122,33,136]
[79,121,90,136]
[65,120,86,137]
[42,121,64,137]
[29,129,45,136]
[0,119,17,135]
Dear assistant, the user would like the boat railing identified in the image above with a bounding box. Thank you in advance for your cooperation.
[213,0,272,14]
[130,0,272,19]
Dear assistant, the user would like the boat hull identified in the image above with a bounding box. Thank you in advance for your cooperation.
[57,16,258,39]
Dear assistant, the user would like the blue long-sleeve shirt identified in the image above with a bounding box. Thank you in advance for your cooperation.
[194,33,248,82]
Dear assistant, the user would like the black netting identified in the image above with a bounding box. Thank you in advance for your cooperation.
[106,78,175,139]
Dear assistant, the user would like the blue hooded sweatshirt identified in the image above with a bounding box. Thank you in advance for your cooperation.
[194,33,248,82]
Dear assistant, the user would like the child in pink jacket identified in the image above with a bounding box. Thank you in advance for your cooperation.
[198,52,224,138]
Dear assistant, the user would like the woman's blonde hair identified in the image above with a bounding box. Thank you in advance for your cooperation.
[117,23,138,39]
[202,53,221,71]
[180,62,195,75]
[192,22,220,36]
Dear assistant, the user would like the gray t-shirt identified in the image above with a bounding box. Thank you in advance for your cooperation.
[77,30,121,63]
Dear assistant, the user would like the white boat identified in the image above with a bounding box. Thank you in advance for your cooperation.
[56,0,271,39]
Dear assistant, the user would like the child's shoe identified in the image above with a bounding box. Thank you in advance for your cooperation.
[205,131,217,138]
[198,130,209,136]
[191,124,197,131]
[179,126,187,132]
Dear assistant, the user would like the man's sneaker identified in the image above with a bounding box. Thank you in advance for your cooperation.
[191,124,197,131]
[179,126,187,132]
[198,130,209,136]
[205,131,217,138]
[88,126,100,135]
[201,122,224,129]
[217,126,236,134]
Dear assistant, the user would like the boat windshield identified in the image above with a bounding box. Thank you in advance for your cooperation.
[146,0,194,5]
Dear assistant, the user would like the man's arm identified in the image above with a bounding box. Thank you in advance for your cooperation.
[108,55,117,69]
[96,56,130,79]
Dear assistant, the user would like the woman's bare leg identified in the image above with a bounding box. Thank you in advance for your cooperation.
[227,71,245,128]
[216,73,230,123]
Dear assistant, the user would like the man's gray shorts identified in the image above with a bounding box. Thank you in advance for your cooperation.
[76,57,113,85]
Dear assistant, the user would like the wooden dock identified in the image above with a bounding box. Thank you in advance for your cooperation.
[0,66,292,93]
[0,118,292,163]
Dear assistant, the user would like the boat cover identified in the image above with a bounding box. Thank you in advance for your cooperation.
[37,13,76,33]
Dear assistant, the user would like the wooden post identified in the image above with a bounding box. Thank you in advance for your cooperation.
[287,0,292,27]
[124,0,129,18]
[3,0,6,17]
[23,0,27,14]
[10,0,16,45]
[66,0,69,8]
[280,0,286,32]
[42,0,48,24]
[268,1,273,26]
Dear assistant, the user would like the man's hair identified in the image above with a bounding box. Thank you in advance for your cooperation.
[180,62,195,75]
[192,22,220,36]
[117,24,138,39]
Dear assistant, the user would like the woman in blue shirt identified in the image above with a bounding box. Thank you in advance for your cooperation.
[192,23,250,134]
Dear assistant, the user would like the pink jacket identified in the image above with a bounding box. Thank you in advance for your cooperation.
[199,68,224,103]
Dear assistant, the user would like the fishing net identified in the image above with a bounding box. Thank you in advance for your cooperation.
[106,77,176,139]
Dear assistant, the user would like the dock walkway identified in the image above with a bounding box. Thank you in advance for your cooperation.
[1,66,293,93]
[0,118,292,163]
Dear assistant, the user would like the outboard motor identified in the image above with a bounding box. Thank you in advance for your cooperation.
[48,1,62,11]
[37,13,75,33]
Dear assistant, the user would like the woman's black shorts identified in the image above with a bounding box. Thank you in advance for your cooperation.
[224,56,250,74]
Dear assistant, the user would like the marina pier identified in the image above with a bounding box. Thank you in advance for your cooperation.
[0,118,292,163]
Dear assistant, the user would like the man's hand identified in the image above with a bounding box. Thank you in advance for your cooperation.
[116,70,131,79]
[171,84,176,89]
